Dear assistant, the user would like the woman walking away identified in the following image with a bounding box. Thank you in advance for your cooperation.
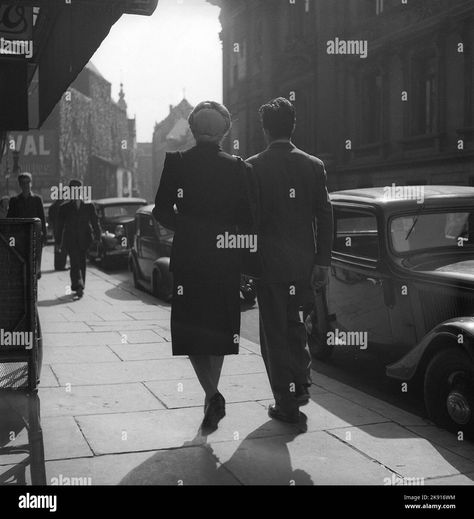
[153,101,253,434]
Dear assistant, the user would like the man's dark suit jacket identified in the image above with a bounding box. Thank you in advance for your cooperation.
[56,201,101,252]
[7,192,47,240]
[246,141,333,284]
[153,142,253,282]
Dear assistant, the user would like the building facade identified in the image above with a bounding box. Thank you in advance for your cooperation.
[151,98,194,194]
[1,62,137,201]
[210,0,474,190]
[136,142,153,203]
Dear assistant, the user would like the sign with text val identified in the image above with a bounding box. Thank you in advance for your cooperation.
[0,5,33,41]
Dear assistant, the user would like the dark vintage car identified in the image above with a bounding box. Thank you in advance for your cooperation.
[43,201,54,243]
[129,205,174,301]
[129,205,257,304]
[306,186,474,435]
[87,197,147,267]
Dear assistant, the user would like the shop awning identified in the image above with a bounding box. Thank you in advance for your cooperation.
[0,0,158,131]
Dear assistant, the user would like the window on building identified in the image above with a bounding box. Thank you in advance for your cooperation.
[413,54,438,135]
[376,0,384,15]
[360,70,383,144]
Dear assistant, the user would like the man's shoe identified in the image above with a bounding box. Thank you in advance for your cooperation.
[201,392,225,433]
[268,404,308,433]
[295,384,311,406]
[75,288,84,299]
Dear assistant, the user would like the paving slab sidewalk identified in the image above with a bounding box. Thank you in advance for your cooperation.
[1,247,474,486]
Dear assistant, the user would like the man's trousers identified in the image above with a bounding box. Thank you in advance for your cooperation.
[257,281,312,411]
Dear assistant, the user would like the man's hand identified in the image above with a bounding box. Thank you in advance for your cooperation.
[311,265,330,293]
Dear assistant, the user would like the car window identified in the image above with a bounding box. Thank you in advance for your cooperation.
[391,211,473,253]
[139,215,157,239]
[334,208,379,259]
[103,204,144,218]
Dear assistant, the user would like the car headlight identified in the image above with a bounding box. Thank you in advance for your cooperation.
[114,225,125,237]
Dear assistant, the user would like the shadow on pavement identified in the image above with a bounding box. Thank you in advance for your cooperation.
[118,424,310,485]
[0,391,46,485]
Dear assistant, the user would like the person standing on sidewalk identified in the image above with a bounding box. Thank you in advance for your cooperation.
[153,101,253,434]
[7,172,47,279]
[56,179,101,299]
[48,199,68,271]
[246,97,334,432]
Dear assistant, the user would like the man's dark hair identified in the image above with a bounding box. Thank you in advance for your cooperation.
[69,179,82,188]
[258,97,296,140]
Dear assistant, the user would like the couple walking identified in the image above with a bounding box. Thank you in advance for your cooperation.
[153,97,333,434]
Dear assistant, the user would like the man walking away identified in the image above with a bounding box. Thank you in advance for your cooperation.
[48,199,68,271]
[247,97,334,432]
[7,172,47,279]
[56,180,101,299]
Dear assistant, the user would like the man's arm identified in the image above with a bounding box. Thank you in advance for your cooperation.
[313,160,334,267]
[311,160,334,291]
[36,196,47,242]
[152,153,178,231]
[56,204,65,250]
[6,197,17,218]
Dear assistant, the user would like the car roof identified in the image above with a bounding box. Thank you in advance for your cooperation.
[93,197,147,206]
[331,186,474,210]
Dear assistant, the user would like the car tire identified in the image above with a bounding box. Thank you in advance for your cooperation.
[153,268,172,302]
[424,348,474,436]
[132,262,141,289]
[100,249,112,270]
[303,308,334,361]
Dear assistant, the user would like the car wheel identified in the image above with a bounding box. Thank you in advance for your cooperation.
[100,249,111,270]
[424,349,474,436]
[153,268,172,302]
[242,292,256,305]
[303,308,333,361]
[131,261,140,289]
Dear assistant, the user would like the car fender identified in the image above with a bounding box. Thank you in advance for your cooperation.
[153,257,171,277]
[386,317,474,381]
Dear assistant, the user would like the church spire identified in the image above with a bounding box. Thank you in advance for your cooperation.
[118,82,127,112]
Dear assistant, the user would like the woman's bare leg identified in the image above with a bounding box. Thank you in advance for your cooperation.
[189,355,217,402]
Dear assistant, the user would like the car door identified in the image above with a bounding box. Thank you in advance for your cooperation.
[328,204,393,351]
[138,213,160,281]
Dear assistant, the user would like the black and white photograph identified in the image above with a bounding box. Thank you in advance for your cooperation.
[0,0,473,512]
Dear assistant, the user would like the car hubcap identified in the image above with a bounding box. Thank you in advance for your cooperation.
[446,390,471,425]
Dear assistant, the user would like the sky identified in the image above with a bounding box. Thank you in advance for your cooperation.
[91,0,223,142]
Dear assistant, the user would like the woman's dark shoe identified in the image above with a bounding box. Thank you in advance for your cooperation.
[201,392,225,433]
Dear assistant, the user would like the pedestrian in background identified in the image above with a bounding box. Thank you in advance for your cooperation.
[0,196,9,218]
[48,199,68,271]
[247,97,334,432]
[56,179,101,299]
[7,172,47,279]
[153,101,253,434]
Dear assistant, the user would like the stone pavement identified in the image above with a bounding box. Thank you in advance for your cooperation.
[2,246,474,485]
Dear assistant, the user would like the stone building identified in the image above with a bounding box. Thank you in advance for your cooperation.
[136,142,154,203]
[209,0,474,190]
[151,98,194,194]
[1,62,137,201]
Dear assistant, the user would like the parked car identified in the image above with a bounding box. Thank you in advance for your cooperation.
[306,186,474,434]
[129,205,174,301]
[130,205,258,304]
[43,202,54,243]
[88,197,147,268]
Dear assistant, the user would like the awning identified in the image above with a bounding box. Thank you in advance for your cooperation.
[0,1,158,131]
